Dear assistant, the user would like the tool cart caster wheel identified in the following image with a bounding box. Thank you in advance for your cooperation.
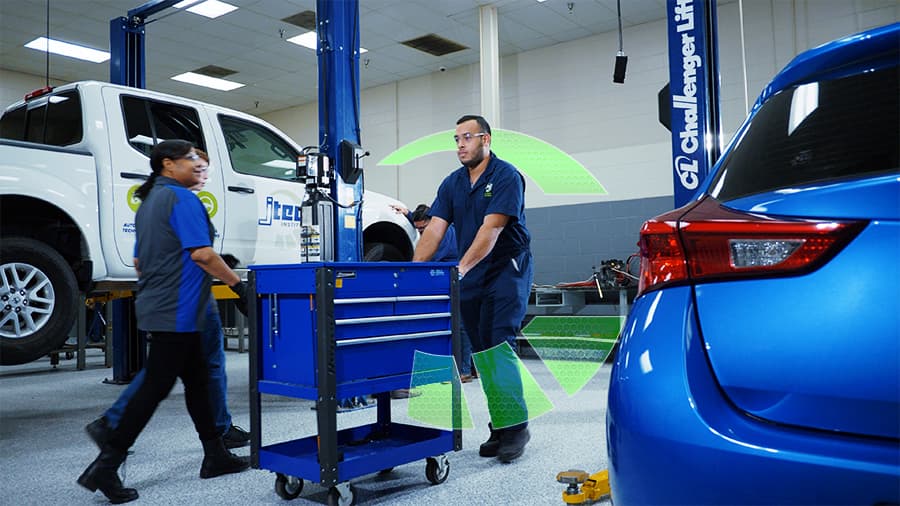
[425,456,450,485]
[326,484,356,506]
[274,473,303,500]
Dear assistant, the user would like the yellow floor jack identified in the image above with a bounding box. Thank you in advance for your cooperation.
[556,469,610,504]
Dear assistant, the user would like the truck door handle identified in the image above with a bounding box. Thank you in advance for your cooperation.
[120,172,149,180]
[228,186,254,194]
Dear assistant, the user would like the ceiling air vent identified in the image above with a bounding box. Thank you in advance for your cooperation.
[401,34,468,56]
[193,65,237,78]
[282,10,317,30]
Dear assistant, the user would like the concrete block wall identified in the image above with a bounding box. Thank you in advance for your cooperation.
[527,196,672,285]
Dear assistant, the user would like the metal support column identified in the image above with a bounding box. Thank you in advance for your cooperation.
[317,0,364,262]
[479,5,501,127]
[106,298,145,384]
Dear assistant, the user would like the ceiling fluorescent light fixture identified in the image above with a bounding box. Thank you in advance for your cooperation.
[24,37,109,63]
[174,0,237,19]
[171,72,244,91]
[287,31,367,53]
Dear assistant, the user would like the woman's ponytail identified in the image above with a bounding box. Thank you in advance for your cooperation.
[134,172,158,201]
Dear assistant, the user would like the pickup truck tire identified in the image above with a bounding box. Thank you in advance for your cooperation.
[0,237,78,365]
[363,242,405,262]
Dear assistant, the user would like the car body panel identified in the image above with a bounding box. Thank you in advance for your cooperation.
[724,174,900,221]
[695,218,900,439]
[608,287,900,505]
[607,22,900,505]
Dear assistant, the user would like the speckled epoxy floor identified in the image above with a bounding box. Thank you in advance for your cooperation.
[0,349,612,505]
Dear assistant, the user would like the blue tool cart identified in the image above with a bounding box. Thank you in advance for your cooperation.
[248,262,462,504]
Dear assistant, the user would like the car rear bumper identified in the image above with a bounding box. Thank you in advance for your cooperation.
[606,286,900,505]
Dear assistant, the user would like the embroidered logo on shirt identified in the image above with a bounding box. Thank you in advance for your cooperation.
[484,182,493,198]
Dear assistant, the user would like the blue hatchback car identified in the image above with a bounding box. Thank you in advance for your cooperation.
[607,23,899,505]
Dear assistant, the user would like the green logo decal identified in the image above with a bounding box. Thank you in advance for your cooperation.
[378,129,607,195]
[196,191,218,218]
[126,185,142,212]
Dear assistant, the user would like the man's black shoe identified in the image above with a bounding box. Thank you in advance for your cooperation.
[85,417,113,449]
[497,426,530,463]
[223,425,250,449]
[478,423,501,457]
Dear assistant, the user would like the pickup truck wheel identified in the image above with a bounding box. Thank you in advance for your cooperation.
[363,242,404,262]
[0,238,78,365]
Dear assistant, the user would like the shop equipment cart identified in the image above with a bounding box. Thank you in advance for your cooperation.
[248,262,462,505]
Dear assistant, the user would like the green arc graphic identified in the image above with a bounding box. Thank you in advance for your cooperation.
[378,129,607,195]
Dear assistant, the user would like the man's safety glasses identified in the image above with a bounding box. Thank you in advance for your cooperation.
[453,132,486,144]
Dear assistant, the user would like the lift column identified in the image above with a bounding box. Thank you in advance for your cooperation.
[316,0,365,262]
[109,0,181,87]
[665,0,722,207]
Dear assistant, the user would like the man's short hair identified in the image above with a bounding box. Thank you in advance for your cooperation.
[411,204,431,222]
[456,115,491,136]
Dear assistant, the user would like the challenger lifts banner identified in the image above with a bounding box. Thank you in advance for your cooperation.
[666,0,721,207]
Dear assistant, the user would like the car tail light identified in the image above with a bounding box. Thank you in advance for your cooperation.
[637,197,866,296]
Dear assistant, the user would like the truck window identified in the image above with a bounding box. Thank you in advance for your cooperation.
[121,95,205,157]
[219,115,298,180]
[0,90,82,146]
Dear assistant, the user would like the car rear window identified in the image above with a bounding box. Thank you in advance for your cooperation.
[710,66,899,201]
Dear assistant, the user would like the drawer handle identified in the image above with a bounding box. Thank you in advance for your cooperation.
[334,295,450,304]
[335,330,451,347]
[335,312,450,325]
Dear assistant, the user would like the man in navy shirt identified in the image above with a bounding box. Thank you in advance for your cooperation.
[413,115,534,463]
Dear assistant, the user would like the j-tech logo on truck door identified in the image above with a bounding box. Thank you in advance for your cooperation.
[257,194,302,227]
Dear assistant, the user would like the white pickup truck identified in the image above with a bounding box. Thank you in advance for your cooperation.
[0,81,416,365]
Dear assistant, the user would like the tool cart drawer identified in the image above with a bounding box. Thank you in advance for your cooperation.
[251,262,455,388]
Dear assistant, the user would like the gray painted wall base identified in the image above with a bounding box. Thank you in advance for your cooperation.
[527,196,674,286]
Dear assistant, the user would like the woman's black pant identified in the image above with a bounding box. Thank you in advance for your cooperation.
[109,331,218,452]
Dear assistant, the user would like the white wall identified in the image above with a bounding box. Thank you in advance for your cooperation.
[258,0,898,210]
[0,69,65,111]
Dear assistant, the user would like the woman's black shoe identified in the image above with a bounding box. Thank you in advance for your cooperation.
[77,447,138,504]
